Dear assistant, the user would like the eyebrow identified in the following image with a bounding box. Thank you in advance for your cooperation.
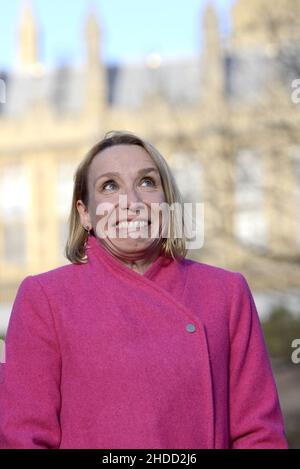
[93,167,159,187]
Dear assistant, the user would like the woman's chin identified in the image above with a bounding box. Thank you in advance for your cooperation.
[106,236,159,254]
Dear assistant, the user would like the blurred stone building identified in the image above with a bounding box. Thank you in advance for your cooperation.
[1,0,300,332]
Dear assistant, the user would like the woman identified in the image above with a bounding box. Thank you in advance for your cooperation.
[0,131,288,449]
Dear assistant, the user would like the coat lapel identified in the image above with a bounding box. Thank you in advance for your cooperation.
[86,235,215,448]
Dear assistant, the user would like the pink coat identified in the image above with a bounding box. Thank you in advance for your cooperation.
[0,234,288,449]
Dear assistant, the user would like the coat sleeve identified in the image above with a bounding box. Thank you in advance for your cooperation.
[0,275,61,449]
[228,273,288,449]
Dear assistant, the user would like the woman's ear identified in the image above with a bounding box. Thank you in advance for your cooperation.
[76,200,91,228]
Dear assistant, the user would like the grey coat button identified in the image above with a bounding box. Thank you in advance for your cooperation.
[186,323,196,333]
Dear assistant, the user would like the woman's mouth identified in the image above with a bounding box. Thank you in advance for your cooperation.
[117,220,150,229]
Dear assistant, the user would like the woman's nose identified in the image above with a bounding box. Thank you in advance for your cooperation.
[123,186,142,205]
[122,187,144,214]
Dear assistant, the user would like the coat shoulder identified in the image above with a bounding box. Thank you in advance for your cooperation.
[25,260,87,291]
[181,256,249,299]
[183,256,244,284]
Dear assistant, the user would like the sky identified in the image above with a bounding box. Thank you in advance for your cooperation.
[0,0,236,70]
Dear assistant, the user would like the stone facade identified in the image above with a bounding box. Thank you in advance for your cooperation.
[0,1,300,318]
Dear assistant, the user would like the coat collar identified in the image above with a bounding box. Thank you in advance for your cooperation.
[85,234,175,281]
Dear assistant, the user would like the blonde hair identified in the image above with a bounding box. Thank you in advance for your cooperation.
[65,130,188,264]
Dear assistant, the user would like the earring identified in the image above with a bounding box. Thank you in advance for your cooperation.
[83,225,90,233]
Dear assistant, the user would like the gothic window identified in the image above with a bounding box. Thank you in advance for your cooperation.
[171,152,203,203]
[0,164,29,264]
[56,161,76,259]
[290,146,300,245]
[234,149,267,247]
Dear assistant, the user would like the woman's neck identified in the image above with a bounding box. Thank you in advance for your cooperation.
[122,253,159,274]
[99,239,163,275]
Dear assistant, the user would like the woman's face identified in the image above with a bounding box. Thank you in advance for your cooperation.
[77,144,166,260]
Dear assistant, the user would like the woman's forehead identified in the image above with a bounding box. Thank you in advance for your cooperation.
[89,144,157,174]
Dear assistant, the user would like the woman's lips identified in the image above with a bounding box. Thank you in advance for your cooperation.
[114,220,151,226]
[116,220,150,229]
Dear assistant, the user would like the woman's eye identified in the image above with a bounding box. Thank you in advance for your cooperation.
[102,180,118,192]
[140,177,155,187]
[100,177,155,192]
